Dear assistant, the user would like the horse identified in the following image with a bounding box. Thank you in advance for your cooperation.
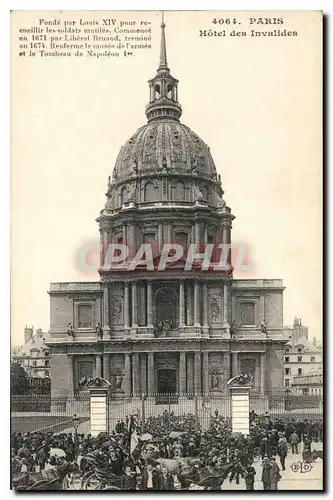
[12,461,77,490]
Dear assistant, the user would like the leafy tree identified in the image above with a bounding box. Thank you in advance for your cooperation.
[10,362,30,394]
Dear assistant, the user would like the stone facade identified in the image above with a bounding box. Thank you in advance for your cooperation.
[47,21,286,398]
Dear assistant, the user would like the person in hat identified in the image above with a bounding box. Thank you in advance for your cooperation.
[261,456,271,490]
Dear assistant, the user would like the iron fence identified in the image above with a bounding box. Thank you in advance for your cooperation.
[11,391,323,435]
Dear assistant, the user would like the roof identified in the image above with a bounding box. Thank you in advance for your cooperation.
[13,330,51,357]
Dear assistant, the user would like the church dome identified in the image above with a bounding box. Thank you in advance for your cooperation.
[111,121,218,184]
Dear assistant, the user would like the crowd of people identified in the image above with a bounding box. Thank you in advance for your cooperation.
[11,411,323,490]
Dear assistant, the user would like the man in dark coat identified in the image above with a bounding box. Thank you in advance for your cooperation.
[245,465,256,490]
[268,457,282,490]
[261,457,271,490]
[140,463,161,491]
[277,439,288,471]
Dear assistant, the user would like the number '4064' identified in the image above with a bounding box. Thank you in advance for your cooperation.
[212,18,238,25]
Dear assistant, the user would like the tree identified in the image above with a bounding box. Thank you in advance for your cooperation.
[11,362,30,394]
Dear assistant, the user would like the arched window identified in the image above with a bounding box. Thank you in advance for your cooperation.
[297,347,303,353]
[175,232,188,249]
[144,182,156,202]
[240,302,255,326]
[154,84,161,99]
[167,84,173,99]
[78,304,93,329]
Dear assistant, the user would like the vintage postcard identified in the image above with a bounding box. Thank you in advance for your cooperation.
[10,10,323,491]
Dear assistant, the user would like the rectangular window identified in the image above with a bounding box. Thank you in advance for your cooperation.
[45,371,50,378]
[240,302,255,325]
[285,368,290,375]
[311,356,315,362]
[78,304,93,329]
[297,356,302,362]
[285,379,290,387]
[285,357,289,363]
[45,360,49,367]
[32,360,37,367]
[298,368,302,375]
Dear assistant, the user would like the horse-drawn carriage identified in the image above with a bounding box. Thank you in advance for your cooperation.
[12,462,77,491]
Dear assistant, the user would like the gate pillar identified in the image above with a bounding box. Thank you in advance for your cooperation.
[87,377,111,437]
[227,373,253,435]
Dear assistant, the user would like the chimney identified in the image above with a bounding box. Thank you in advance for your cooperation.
[24,326,34,344]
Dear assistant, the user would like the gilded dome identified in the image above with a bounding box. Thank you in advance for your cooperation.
[111,121,218,184]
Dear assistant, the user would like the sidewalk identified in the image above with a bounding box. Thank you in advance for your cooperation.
[221,448,323,491]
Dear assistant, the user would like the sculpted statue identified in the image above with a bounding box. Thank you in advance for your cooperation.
[95,322,103,340]
[127,183,136,202]
[260,320,267,334]
[67,323,75,338]
[115,374,124,392]
[210,373,223,390]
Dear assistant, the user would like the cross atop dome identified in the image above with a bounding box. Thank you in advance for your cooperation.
[146,12,182,122]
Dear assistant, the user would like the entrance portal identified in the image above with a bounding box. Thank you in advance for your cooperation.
[157,369,177,394]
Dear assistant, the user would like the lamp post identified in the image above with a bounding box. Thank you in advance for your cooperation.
[72,413,80,458]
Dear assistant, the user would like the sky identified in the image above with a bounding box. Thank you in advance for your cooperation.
[11,10,322,345]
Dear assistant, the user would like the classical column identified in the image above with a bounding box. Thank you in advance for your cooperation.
[124,283,130,329]
[147,281,153,327]
[202,352,209,394]
[147,353,155,395]
[99,228,104,267]
[141,354,147,395]
[103,354,109,381]
[195,220,200,245]
[204,224,208,245]
[167,223,172,244]
[186,283,193,326]
[194,280,201,327]
[222,222,231,269]
[123,353,131,396]
[122,223,127,245]
[95,355,102,378]
[202,282,209,327]
[194,352,202,395]
[129,224,136,256]
[260,352,266,394]
[131,282,138,328]
[179,352,186,394]
[132,354,140,395]
[232,352,239,377]
[67,355,74,394]
[158,224,163,252]
[223,283,230,328]
[224,352,231,385]
[179,280,185,327]
[187,354,194,394]
[103,283,110,333]
[259,295,265,325]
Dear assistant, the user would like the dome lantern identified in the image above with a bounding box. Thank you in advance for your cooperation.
[146,13,182,123]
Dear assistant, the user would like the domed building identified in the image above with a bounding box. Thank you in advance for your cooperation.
[48,19,286,403]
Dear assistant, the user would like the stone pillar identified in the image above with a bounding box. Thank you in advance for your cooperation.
[131,282,138,328]
[179,280,185,327]
[147,353,155,395]
[140,354,147,395]
[103,354,109,381]
[124,283,130,329]
[147,281,153,328]
[187,354,194,394]
[186,282,193,326]
[103,283,110,334]
[232,352,239,377]
[259,295,265,325]
[202,352,209,394]
[223,283,230,329]
[194,280,201,327]
[123,353,131,396]
[129,224,136,256]
[194,352,202,395]
[68,355,74,395]
[89,379,110,437]
[227,378,252,435]
[99,228,105,267]
[222,221,231,268]
[132,353,140,395]
[260,352,266,394]
[202,282,209,333]
[95,355,102,378]
[179,352,186,394]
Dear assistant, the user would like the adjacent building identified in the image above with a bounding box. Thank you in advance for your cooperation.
[283,317,322,390]
[47,19,287,399]
[12,326,51,379]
